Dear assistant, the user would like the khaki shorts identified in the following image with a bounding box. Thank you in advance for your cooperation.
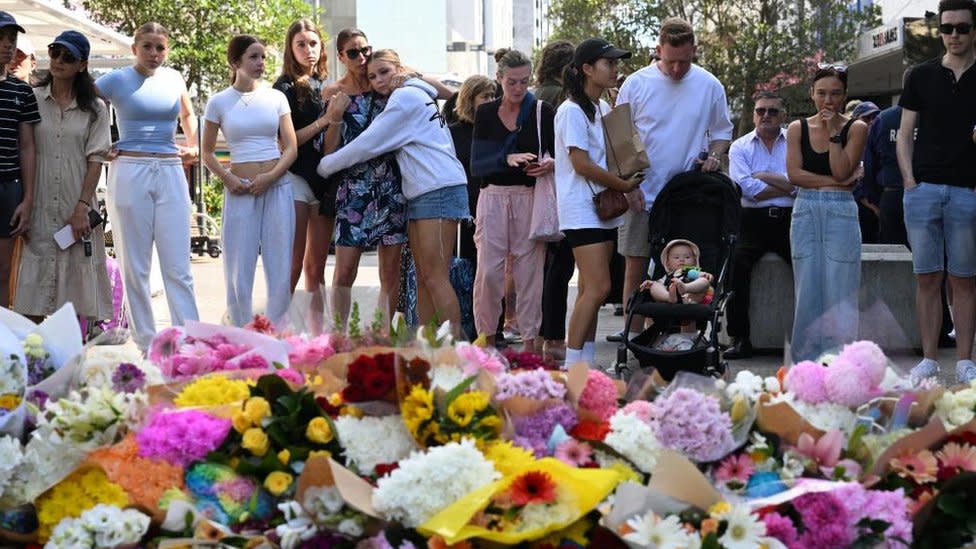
[617,209,651,258]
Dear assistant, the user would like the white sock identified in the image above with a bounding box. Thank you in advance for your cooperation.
[582,341,596,365]
[565,348,583,367]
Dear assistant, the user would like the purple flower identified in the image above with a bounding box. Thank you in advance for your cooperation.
[112,362,146,393]
[762,512,798,547]
[648,388,734,462]
[511,403,578,457]
[137,409,232,467]
[495,368,566,400]
[27,389,49,409]
[791,492,853,549]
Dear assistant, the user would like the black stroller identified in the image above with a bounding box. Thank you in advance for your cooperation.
[616,169,741,381]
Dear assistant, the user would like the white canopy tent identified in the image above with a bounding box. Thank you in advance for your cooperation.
[2,0,132,69]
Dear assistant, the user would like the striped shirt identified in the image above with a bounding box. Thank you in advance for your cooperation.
[0,74,41,181]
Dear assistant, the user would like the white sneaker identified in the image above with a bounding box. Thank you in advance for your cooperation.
[910,359,940,386]
[957,360,976,384]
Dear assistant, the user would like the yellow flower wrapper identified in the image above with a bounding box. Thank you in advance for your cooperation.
[419,458,620,545]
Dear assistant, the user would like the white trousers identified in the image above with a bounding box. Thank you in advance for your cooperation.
[222,174,295,327]
[107,156,199,350]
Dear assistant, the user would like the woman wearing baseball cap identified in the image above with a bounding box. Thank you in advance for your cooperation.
[555,38,643,368]
[14,30,113,324]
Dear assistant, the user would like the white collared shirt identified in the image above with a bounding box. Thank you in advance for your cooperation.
[728,128,793,208]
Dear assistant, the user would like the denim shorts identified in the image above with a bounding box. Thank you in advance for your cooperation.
[903,182,976,277]
[406,184,470,221]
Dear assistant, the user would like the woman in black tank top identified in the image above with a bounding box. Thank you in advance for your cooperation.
[784,66,869,363]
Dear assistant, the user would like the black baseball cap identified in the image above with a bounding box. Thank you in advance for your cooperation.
[0,11,25,33]
[573,38,631,68]
[49,30,91,61]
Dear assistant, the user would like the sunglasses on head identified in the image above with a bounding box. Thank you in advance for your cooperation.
[755,107,781,116]
[48,45,78,63]
[939,22,973,35]
[343,45,372,60]
[817,62,847,72]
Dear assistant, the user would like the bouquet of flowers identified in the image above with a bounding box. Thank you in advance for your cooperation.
[46,504,150,549]
[401,378,502,449]
[136,408,232,467]
[373,438,500,528]
[783,341,889,408]
[933,380,976,430]
[170,373,251,407]
[333,414,418,476]
[34,468,129,542]
[87,433,185,519]
[420,458,620,545]
[37,385,147,452]
[341,352,398,405]
[0,352,27,437]
[645,386,736,463]
[215,374,342,497]
[494,368,566,402]
[149,321,289,380]
[618,501,784,549]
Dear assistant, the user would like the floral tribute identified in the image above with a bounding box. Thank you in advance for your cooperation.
[341,352,398,403]
[149,326,271,379]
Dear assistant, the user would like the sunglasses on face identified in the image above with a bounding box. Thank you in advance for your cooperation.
[817,62,847,72]
[939,22,973,35]
[48,45,78,63]
[343,45,372,60]
[755,107,781,116]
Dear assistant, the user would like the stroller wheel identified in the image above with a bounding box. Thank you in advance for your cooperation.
[208,245,222,258]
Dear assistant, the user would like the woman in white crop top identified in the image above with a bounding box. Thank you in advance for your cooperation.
[202,34,298,328]
[94,22,201,352]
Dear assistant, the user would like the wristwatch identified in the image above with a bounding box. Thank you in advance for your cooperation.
[829,134,843,144]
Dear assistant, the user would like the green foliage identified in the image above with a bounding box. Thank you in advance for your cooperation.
[201,179,223,228]
[81,0,317,107]
[547,0,880,133]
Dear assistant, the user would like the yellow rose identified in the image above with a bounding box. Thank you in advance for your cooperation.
[308,449,332,460]
[277,449,291,464]
[263,471,293,496]
[242,428,270,456]
[446,399,475,427]
[231,410,252,433]
[306,417,334,444]
[244,397,271,424]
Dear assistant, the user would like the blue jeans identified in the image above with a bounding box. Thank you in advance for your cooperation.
[903,182,976,277]
[790,190,861,363]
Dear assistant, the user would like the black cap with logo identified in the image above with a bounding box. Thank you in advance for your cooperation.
[573,38,631,68]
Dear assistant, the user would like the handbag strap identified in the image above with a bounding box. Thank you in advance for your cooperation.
[585,101,608,198]
[535,100,543,157]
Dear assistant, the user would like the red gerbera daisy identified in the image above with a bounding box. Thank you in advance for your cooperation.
[508,471,558,506]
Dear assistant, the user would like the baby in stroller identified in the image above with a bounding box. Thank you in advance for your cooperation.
[641,239,715,306]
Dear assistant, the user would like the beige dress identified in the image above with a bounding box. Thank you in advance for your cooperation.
[14,85,112,318]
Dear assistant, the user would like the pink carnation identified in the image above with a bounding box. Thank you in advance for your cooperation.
[578,370,618,420]
[824,357,881,407]
[838,340,887,387]
[620,400,654,424]
[457,344,506,376]
[228,352,269,371]
[762,512,799,547]
[784,360,828,404]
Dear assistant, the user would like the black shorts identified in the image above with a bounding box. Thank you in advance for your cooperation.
[0,179,23,238]
[317,177,339,218]
[563,227,617,248]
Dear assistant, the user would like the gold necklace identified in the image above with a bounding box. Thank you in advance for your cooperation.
[232,85,258,107]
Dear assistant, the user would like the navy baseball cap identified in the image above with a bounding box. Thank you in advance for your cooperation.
[0,11,25,33]
[49,30,91,61]
[573,38,631,69]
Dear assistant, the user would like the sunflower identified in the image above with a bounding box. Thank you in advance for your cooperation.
[402,385,434,424]
[890,449,938,484]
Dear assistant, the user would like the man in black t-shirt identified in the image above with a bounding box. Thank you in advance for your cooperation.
[897,0,976,385]
[0,12,40,308]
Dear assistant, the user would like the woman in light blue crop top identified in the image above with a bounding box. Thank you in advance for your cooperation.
[201,34,298,329]
[94,22,200,352]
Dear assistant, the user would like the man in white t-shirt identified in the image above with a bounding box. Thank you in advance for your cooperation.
[607,17,734,343]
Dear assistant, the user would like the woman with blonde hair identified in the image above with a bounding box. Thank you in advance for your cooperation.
[318,49,469,335]
[95,22,199,351]
[451,74,495,263]
[202,34,297,327]
[274,19,335,306]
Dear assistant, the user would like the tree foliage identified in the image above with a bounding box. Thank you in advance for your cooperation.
[548,0,880,134]
[81,0,316,106]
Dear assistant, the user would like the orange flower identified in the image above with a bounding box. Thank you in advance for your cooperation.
[890,449,938,484]
[88,434,185,514]
[508,471,558,506]
[700,517,720,536]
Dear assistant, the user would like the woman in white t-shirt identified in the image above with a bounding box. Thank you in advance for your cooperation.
[555,38,642,368]
[202,35,298,328]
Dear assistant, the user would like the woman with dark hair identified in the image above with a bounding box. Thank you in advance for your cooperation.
[534,39,575,361]
[274,19,334,306]
[95,22,199,351]
[556,38,640,367]
[785,64,868,362]
[15,30,112,322]
[202,34,297,327]
[471,49,556,353]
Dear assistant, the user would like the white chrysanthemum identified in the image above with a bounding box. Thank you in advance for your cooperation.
[935,387,976,429]
[429,365,469,392]
[725,371,765,403]
[771,393,858,435]
[45,517,92,549]
[622,512,697,549]
[604,410,662,473]
[718,505,766,549]
[0,435,23,491]
[304,485,344,520]
[373,438,499,527]
[0,355,26,395]
[81,347,163,389]
[763,376,781,394]
[334,415,418,474]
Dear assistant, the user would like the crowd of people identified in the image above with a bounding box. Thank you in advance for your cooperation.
[1,0,975,384]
